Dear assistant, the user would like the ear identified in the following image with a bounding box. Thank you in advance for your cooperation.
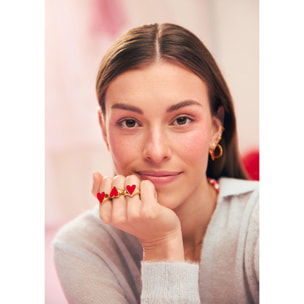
[209,106,225,149]
[98,108,109,150]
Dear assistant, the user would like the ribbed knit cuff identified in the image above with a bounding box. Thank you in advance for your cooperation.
[141,262,200,303]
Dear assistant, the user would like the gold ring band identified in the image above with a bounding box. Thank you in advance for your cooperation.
[124,185,140,197]
[97,192,110,205]
[109,186,125,199]
[97,185,140,205]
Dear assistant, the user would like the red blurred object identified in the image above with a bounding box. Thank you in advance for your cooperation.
[242,150,259,181]
[90,0,126,35]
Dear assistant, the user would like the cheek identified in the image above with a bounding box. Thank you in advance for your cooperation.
[108,132,138,174]
[175,128,210,164]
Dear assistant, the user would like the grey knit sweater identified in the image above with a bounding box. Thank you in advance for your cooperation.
[53,177,259,303]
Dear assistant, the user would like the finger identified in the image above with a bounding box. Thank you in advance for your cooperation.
[111,175,128,225]
[140,180,158,215]
[91,172,103,197]
[99,176,113,223]
[125,175,142,220]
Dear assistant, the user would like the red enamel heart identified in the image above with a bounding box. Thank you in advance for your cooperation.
[110,186,118,198]
[126,184,136,195]
[97,192,105,203]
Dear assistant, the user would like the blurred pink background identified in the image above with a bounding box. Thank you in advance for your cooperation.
[45,0,259,302]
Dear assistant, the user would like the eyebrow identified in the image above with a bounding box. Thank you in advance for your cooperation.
[111,99,202,114]
[111,103,143,114]
[166,100,202,113]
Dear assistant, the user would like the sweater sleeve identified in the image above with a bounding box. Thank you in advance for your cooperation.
[53,240,130,304]
[141,262,200,303]
[244,198,259,303]
[52,210,142,304]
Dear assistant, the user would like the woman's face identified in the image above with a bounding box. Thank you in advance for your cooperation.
[100,62,221,209]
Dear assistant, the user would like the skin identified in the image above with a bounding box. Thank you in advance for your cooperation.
[92,61,223,262]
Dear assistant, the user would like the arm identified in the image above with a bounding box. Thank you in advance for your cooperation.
[53,242,128,304]
[52,214,141,304]
[244,198,259,303]
[141,262,200,303]
[92,173,201,303]
[53,227,201,304]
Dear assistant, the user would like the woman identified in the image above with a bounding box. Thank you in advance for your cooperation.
[53,23,259,303]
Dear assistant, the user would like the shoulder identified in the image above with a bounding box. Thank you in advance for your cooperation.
[210,178,259,259]
[216,177,259,226]
[200,178,259,301]
[218,177,259,199]
[217,177,259,280]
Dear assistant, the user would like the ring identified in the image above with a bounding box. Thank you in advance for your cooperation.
[97,192,110,205]
[97,185,140,204]
[124,184,140,198]
[109,186,125,199]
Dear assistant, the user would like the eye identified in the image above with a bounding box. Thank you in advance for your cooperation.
[172,116,193,126]
[117,118,141,129]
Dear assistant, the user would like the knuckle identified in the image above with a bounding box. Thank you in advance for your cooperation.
[125,174,140,185]
[141,179,154,188]
[129,174,139,180]
[102,176,113,186]
[113,175,125,181]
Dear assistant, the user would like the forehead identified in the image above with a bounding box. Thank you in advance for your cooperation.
[104,62,210,112]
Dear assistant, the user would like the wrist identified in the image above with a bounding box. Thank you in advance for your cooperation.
[141,230,184,262]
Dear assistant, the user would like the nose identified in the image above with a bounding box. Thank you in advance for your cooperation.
[142,126,171,164]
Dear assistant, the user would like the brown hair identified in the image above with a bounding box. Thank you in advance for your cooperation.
[96,23,248,180]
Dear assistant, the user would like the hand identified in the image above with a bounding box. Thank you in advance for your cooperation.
[92,172,184,262]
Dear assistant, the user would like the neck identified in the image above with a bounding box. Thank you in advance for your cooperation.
[174,177,218,261]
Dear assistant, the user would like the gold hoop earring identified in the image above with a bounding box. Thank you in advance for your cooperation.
[209,143,223,161]
[106,143,110,151]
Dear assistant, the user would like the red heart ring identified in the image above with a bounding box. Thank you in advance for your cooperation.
[110,186,119,198]
[126,185,136,195]
[97,192,105,204]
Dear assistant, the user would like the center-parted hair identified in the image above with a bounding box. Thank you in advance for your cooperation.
[96,23,248,180]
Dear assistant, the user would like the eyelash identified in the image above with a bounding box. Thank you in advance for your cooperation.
[117,118,141,129]
[117,115,194,129]
[171,115,194,126]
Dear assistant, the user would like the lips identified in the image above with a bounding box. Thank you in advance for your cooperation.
[135,170,182,186]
